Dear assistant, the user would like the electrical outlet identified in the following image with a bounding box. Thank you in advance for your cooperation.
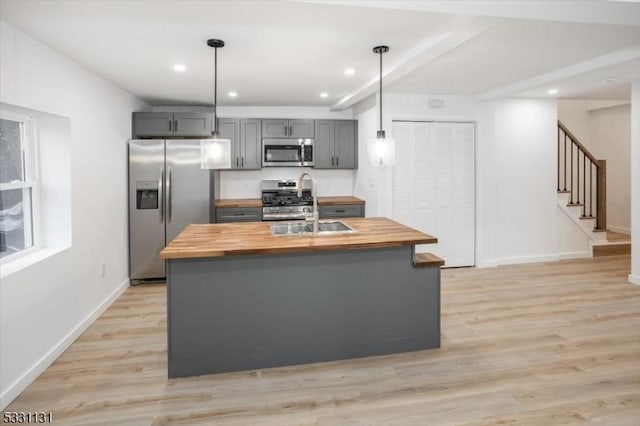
[101,263,106,277]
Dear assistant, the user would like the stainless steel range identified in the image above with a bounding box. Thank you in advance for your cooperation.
[261,179,313,221]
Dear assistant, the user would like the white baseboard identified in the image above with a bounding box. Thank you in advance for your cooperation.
[558,251,592,260]
[629,274,640,286]
[608,226,631,235]
[476,259,498,268]
[0,279,130,410]
[493,254,559,266]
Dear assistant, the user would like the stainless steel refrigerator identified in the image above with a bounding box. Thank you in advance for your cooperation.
[128,139,214,283]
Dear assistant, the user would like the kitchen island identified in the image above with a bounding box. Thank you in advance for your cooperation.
[160,217,441,378]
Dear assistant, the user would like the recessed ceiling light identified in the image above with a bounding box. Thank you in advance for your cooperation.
[344,68,355,76]
[173,64,187,72]
[320,92,329,98]
[602,76,617,83]
[228,91,238,98]
[547,89,558,95]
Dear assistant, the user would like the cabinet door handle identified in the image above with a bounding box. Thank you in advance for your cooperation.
[241,157,244,167]
[331,156,334,166]
[236,157,239,168]
[335,209,346,213]
[289,125,293,136]
[336,156,339,167]
[284,125,287,136]
[168,119,172,132]
[174,120,178,132]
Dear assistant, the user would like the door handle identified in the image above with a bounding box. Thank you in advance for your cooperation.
[168,120,172,132]
[174,120,178,132]
[284,125,288,136]
[167,167,172,223]
[289,125,293,136]
[158,167,164,223]
[236,157,239,168]
[241,157,244,168]
[336,156,339,167]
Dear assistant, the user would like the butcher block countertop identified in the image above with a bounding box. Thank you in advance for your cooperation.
[160,217,436,259]
[215,196,365,209]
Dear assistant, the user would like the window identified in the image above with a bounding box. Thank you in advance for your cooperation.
[0,113,39,260]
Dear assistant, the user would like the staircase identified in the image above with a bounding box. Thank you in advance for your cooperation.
[557,120,630,256]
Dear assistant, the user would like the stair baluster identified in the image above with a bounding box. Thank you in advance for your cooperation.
[557,120,606,231]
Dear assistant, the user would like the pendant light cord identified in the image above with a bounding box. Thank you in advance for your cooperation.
[379,49,382,133]
[213,46,218,135]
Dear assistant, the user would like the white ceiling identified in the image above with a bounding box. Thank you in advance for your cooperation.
[1,0,639,107]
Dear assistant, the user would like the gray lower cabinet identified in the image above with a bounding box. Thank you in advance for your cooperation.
[219,118,262,170]
[262,119,314,138]
[319,204,364,219]
[314,120,357,169]
[133,112,212,138]
[215,207,262,223]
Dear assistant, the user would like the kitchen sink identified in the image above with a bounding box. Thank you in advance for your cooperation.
[270,221,355,236]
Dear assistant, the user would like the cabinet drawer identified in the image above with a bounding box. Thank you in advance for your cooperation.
[319,204,363,218]
[216,207,262,222]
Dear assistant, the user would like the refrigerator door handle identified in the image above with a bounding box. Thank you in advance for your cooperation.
[167,167,172,223]
[159,167,164,223]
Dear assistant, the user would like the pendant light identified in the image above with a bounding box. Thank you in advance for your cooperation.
[201,38,231,169]
[367,45,395,167]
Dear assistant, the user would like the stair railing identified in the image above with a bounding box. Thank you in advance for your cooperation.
[557,120,606,231]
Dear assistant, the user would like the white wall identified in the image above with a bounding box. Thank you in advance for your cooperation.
[630,81,640,285]
[0,21,146,408]
[484,99,559,265]
[558,100,593,147]
[353,93,564,267]
[352,95,380,217]
[558,100,632,233]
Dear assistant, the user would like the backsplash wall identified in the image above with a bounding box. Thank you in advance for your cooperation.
[219,168,355,199]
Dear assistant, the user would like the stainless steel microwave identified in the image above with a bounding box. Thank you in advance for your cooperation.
[262,138,314,167]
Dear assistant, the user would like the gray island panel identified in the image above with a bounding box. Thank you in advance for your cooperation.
[167,245,440,378]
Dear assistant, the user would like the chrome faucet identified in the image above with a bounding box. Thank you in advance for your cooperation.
[297,172,319,234]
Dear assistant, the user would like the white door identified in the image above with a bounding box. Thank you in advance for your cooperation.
[392,121,475,267]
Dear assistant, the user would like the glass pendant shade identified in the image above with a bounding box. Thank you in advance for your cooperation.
[370,45,395,167]
[368,131,396,167]
[200,137,231,169]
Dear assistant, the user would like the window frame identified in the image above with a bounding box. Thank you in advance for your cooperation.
[0,111,41,263]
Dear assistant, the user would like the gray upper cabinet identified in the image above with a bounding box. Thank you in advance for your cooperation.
[132,112,173,137]
[313,120,357,169]
[314,120,335,169]
[133,112,212,138]
[241,119,262,170]
[219,118,261,170]
[219,118,241,169]
[262,119,314,138]
[173,113,212,137]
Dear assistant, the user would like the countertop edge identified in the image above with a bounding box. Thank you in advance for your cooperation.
[160,237,436,260]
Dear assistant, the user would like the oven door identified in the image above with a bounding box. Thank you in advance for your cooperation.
[262,139,314,167]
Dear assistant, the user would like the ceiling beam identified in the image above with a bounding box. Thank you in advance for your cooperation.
[296,0,640,26]
[330,16,500,110]
[475,46,640,101]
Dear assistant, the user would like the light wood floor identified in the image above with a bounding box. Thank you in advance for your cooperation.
[7,255,640,425]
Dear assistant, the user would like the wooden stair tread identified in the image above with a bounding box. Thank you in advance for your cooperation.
[567,203,584,207]
[579,216,596,220]
[413,252,445,268]
[557,190,571,193]
[592,228,607,232]
[592,242,631,257]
